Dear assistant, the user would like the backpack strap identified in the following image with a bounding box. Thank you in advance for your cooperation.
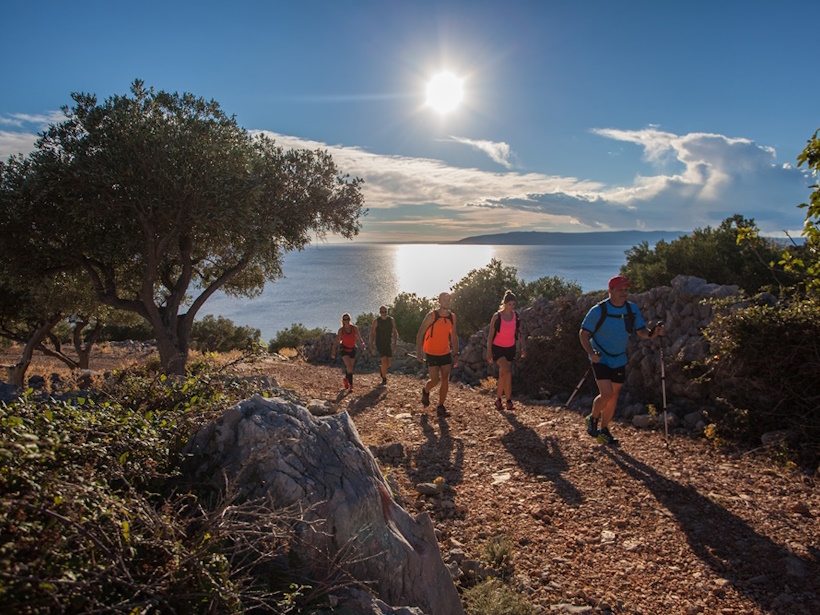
[493,310,520,339]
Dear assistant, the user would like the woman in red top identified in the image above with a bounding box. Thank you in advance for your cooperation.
[331,313,366,392]
[487,290,527,411]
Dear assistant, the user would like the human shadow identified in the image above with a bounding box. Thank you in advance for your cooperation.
[344,385,387,418]
[409,414,464,487]
[499,410,584,506]
[604,447,820,611]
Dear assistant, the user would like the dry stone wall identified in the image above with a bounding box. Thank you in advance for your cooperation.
[455,275,751,423]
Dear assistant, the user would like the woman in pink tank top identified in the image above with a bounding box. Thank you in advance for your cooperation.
[486,290,527,411]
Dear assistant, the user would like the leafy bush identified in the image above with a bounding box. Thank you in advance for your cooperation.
[356,311,378,329]
[191,314,261,352]
[621,214,792,294]
[450,260,581,339]
[703,298,820,469]
[388,292,435,343]
[0,359,316,613]
[268,323,328,353]
[451,259,523,338]
[521,274,582,301]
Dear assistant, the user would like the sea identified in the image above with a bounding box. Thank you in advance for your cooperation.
[199,243,636,341]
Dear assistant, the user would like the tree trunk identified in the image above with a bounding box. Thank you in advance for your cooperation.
[72,320,103,370]
[185,397,465,615]
[6,316,63,388]
[154,328,189,375]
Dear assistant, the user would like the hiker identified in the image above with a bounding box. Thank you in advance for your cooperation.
[486,290,526,411]
[331,313,367,392]
[416,292,459,417]
[578,275,664,445]
[369,305,398,385]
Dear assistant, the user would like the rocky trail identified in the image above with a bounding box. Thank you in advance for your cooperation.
[267,359,819,614]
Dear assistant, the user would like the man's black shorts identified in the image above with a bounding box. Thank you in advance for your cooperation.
[425,353,452,367]
[376,342,393,358]
[592,362,626,384]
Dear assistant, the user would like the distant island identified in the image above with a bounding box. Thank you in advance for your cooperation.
[455,230,687,246]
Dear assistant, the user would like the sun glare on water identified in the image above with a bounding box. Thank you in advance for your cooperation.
[425,71,464,114]
[393,244,493,297]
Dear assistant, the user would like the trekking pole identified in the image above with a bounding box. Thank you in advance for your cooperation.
[658,323,669,448]
[566,366,591,407]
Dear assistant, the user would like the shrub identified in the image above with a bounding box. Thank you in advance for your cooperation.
[191,314,261,352]
[463,579,535,615]
[621,214,792,294]
[0,359,313,612]
[703,297,820,469]
[451,259,523,338]
[389,292,435,343]
[268,323,328,353]
[521,275,581,301]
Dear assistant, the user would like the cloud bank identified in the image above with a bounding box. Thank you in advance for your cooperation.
[1,114,809,242]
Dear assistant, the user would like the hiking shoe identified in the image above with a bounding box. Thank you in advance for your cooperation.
[343,378,350,390]
[381,376,388,386]
[506,399,514,411]
[436,404,450,417]
[585,414,599,437]
[494,397,503,410]
[421,388,430,407]
[597,427,619,446]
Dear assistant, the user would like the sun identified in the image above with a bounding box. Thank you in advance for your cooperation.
[425,71,464,114]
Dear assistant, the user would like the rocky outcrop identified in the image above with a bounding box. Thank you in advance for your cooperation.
[184,395,464,615]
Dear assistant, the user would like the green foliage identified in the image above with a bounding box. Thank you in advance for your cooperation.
[787,127,820,293]
[356,311,378,329]
[7,80,364,374]
[451,259,523,338]
[463,579,535,615]
[621,214,791,294]
[191,314,261,352]
[703,298,820,469]
[521,275,582,301]
[481,533,515,570]
[0,358,337,612]
[268,323,328,353]
[99,316,155,341]
[388,292,435,343]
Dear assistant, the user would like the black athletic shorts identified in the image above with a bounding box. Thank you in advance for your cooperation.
[425,352,452,367]
[376,342,393,358]
[340,348,356,359]
[592,362,626,384]
[491,344,516,363]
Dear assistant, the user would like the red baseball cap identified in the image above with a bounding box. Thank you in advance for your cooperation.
[608,275,632,290]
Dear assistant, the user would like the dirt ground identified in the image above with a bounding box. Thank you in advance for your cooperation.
[4,345,819,614]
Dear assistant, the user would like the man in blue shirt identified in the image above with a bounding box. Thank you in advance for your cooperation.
[579,275,664,445]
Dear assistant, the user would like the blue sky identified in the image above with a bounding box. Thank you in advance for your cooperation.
[2,0,818,242]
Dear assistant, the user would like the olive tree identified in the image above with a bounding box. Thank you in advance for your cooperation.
[18,81,365,374]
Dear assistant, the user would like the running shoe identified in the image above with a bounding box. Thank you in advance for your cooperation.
[381,376,387,386]
[585,414,599,437]
[495,397,503,410]
[506,399,514,411]
[436,404,450,417]
[596,427,619,446]
[343,378,350,390]
[421,388,430,407]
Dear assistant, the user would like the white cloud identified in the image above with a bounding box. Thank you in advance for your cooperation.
[3,123,808,242]
[446,136,514,168]
[0,130,39,159]
[257,128,808,241]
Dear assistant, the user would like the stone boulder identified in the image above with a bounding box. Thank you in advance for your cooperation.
[184,395,463,615]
